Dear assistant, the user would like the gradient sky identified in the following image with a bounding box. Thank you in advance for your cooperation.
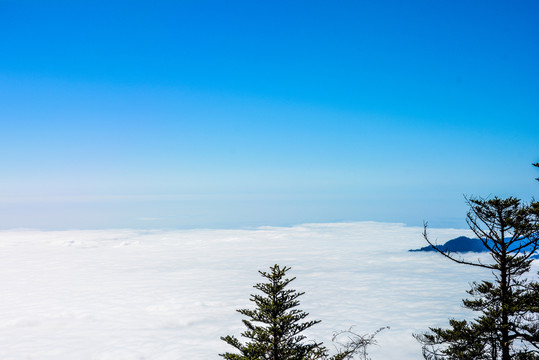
[1,0,538,229]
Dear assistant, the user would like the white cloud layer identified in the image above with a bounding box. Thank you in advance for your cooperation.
[1,222,537,359]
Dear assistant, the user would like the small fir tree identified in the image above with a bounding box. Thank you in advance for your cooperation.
[220,264,328,360]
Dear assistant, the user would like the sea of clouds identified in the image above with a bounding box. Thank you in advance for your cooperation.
[1,222,537,359]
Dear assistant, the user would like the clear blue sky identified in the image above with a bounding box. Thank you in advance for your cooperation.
[1,0,538,229]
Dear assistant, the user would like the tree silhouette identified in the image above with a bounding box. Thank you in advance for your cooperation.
[416,194,539,359]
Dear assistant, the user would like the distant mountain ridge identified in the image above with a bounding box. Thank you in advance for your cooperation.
[410,236,539,259]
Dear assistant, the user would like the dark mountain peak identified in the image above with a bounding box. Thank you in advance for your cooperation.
[410,236,539,255]
[410,236,487,253]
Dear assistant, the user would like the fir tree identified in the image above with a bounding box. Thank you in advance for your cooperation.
[220,263,389,360]
[220,264,328,360]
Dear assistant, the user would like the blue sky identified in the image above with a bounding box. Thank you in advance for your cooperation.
[1,0,538,229]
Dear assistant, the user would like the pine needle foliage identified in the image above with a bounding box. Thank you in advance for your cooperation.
[220,264,328,360]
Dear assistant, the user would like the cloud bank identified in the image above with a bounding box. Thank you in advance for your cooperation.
[1,222,535,359]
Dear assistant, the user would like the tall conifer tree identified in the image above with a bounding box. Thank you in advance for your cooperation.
[415,163,539,359]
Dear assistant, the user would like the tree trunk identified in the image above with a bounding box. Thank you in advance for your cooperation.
[500,263,510,360]
[499,215,510,360]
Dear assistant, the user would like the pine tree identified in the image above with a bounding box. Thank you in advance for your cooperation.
[220,264,389,360]
[415,196,539,359]
[220,264,328,360]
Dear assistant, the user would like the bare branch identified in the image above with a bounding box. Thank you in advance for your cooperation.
[423,222,494,270]
[331,326,389,360]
